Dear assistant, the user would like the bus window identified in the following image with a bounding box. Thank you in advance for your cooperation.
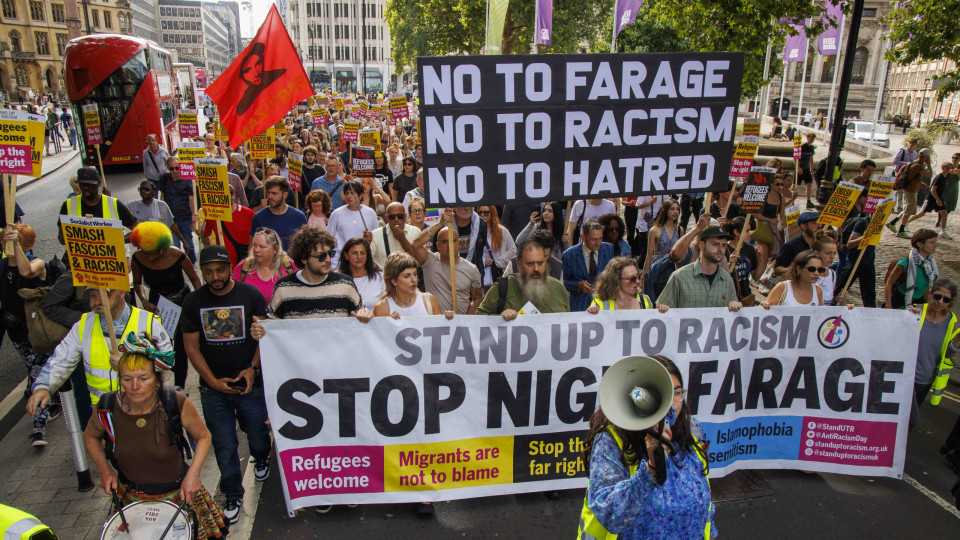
[159,99,176,127]
[83,51,149,145]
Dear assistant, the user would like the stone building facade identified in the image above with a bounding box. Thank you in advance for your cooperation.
[0,0,133,99]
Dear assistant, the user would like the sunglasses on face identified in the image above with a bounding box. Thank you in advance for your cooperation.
[933,293,952,303]
[478,210,491,216]
[168,166,179,171]
[804,265,828,274]
[620,275,640,283]
[386,213,406,220]
[309,249,336,262]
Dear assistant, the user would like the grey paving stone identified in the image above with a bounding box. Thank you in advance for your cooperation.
[11,488,58,506]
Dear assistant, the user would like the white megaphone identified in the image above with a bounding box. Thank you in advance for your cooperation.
[598,356,675,432]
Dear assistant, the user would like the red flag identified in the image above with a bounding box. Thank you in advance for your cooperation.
[204,5,311,147]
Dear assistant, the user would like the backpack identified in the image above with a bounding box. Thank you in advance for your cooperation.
[14,256,68,354]
[883,257,908,308]
[894,160,914,190]
[97,387,193,469]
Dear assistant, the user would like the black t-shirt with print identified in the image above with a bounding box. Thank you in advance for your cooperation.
[726,242,758,299]
[181,281,267,385]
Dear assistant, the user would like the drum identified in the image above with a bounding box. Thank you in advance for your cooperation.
[101,500,193,540]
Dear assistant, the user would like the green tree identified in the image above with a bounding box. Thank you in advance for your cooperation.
[384,0,612,72]
[623,0,835,97]
[885,0,960,100]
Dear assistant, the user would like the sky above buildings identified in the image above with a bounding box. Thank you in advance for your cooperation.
[239,0,274,38]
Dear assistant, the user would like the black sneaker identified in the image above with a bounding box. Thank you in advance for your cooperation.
[254,458,270,482]
[46,403,62,421]
[29,431,47,447]
[806,200,816,209]
[223,498,242,524]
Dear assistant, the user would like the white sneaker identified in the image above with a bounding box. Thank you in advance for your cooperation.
[940,230,953,240]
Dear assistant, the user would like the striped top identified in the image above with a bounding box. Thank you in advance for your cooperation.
[268,271,363,320]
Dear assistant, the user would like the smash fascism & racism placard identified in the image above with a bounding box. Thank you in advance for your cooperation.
[417,53,744,205]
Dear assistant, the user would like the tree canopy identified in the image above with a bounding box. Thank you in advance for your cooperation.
[885,0,960,99]
[386,0,835,97]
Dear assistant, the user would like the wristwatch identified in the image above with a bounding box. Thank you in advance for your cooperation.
[249,365,261,377]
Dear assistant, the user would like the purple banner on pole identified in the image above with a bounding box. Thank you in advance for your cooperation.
[535,0,553,45]
[818,1,842,55]
[784,24,807,62]
[614,0,644,38]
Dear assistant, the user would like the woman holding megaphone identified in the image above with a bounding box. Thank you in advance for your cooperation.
[578,355,716,540]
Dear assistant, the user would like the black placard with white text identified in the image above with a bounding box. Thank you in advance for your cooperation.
[417,53,744,206]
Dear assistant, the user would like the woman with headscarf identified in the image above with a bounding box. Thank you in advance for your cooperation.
[886,229,940,309]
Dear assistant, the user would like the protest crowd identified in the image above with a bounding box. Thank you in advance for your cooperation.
[0,10,959,540]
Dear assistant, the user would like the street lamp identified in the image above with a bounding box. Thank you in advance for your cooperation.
[919,77,931,128]
[360,0,367,94]
[310,23,316,89]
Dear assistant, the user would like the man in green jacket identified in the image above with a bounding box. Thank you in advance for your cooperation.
[478,237,570,320]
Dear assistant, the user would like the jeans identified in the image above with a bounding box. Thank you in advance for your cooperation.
[909,382,933,431]
[172,219,196,263]
[199,385,272,499]
[67,128,76,149]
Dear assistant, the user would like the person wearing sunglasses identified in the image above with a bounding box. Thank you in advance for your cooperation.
[904,279,960,434]
[369,202,421,268]
[762,250,826,307]
[586,257,654,313]
[126,180,189,249]
[392,157,419,203]
[253,227,372,324]
[158,157,198,263]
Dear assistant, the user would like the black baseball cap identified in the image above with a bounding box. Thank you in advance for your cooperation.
[699,226,732,241]
[76,166,100,184]
[198,245,231,266]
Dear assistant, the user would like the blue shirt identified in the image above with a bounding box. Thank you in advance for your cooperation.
[250,206,307,250]
[311,175,346,210]
[587,431,716,540]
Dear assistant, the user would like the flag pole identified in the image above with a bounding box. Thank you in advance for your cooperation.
[610,0,618,53]
[797,38,809,124]
[825,10,847,135]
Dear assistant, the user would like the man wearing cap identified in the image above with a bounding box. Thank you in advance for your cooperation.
[887,148,933,238]
[57,166,138,245]
[656,225,740,311]
[774,211,822,276]
[26,288,170,413]
[181,245,271,524]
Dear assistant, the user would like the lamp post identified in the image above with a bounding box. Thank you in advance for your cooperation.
[310,23,316,89]
[360,0,367,95]
[918,77,931,128]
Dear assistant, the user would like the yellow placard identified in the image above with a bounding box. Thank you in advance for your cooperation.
[358,130,380,149]
[734,142,759,159]
[307,96,315,106]
[249,128,276,160]
[195,158,232,222]
[818,181,864,228]
[334,98,344,111]
[384,437,512,492]
[177,110,199,138]
[177,142,205,163]
[0,109,45,177]
[343,120,360,142]
[863,200,895,246]
[274,119,287,136]
[60,215,129,290]
[742,119,761,138]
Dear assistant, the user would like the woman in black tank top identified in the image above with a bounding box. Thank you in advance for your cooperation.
[130,223,201,387]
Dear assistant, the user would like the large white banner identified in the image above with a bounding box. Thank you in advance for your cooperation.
[259,307,919,514]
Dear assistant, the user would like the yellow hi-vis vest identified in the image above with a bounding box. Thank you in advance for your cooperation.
[0,504,52,539]
[590,294,653,311]
[78,307,155,405]
[921,303,960,406]
[577,428,712,540]
[65,194,119,219]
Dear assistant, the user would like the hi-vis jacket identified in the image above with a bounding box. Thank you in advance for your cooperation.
[921,303,960,406]
[31,304,171,403]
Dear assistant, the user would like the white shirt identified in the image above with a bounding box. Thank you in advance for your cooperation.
[370,223,421,268]
[568,199,616,227]
[354,273,385,310]
[327,204,378,268]
[633,196,663,233]
[817,269,837,306]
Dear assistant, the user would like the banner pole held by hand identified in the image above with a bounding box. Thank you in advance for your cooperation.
[4,175,15,255]
[94,144,108,191]
[840,242,867,296]
[446,214,458,313]
[83,212,120,355]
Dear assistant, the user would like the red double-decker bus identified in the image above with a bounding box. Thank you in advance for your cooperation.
[64,35,179,166]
